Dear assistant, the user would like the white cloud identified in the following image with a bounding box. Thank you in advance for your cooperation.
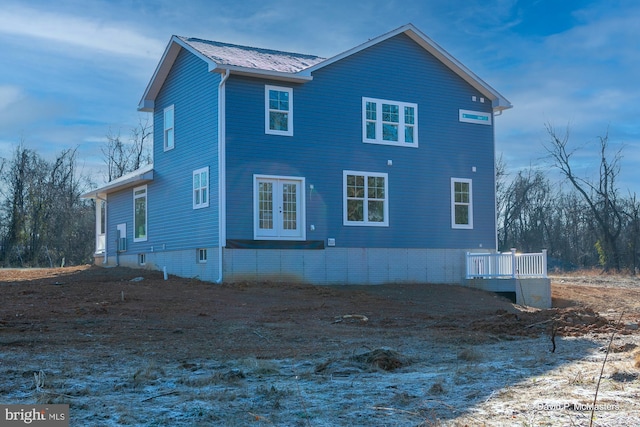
[0,85,63,132]
[0,5,165,59]
[0,85,23,111]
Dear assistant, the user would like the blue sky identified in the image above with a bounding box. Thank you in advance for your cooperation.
[1,0,639,193]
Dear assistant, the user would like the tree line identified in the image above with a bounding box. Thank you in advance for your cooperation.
[497,124,639,273]
[0,119,151,267]
[0,120,637,272]
[0,145,94,267]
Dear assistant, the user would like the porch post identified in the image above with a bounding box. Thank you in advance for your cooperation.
[511,248,517,278]
[542,249,548,278]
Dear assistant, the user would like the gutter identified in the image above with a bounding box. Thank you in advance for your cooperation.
[216,69,230,283]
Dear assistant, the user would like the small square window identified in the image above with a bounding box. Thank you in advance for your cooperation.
[197,248,207,263]
[138,253,146,265]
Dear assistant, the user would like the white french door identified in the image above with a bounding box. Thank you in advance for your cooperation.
[254,175,305,240]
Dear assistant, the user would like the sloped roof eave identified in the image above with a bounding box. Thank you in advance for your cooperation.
[213,64,314,82]
[306,23,512,111]
[139,36,317,111]
[81,164,154,199]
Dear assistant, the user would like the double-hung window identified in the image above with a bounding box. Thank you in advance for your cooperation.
[265,85,293,136]
[164,105,174,151]
[133,185,148,241]
[343,171,388,226]
[193,167,209,209]
[363,97,417,147]
[451,178,473,229]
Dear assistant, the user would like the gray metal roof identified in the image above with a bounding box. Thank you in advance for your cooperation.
[177,37,325,73]
[139,24,511,113]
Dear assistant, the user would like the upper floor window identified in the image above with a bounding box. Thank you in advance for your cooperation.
[451,178,473,229]
[193,167,209,209]
[133,185,148,241]
[343,171,389,227]
[265,85,293,136]
[363,97,418,147]
[164,105,175,151]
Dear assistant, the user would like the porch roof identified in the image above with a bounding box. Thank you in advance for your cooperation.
[81,164,154,199]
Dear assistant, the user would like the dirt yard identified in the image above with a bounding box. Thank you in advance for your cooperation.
[1,266,640,426]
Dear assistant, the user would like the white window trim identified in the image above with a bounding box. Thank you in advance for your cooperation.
[265,85,293,136]
[197,248,207,263]
[133,185,148,242]
[193,167,209,209]
[459,109,492,125]
[362,97,418,147]
[253,174,306,240]
[116,223,127,251]
[96,199,106,253]
[343,170,389,227]
[164,105,175,151]
[451,178,473,229]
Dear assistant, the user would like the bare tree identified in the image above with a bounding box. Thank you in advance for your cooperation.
[128,115,153,172]
[497,166,551,252]
[622,193,640,274]
[544,123,624,271]
[0,143,94,266]
[102,116,152,181]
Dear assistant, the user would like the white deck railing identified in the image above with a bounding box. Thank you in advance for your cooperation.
[466,248,547,279]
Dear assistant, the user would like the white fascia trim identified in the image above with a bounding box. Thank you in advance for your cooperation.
[80,164,154,198]
[138,37,182,112]
[306,23,512,112]
[212,64,313,83]
[401,26,512,112]
[139,35,314,113]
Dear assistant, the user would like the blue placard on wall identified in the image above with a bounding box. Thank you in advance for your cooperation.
[459,109,492,125]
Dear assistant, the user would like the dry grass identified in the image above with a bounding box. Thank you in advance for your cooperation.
[457,347,482,362]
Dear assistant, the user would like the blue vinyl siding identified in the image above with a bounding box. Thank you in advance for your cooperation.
[106,187,132,256]
[135,48,220,254]
[225,33,496,250]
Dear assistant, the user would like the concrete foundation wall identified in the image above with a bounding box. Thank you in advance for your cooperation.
[463,277,551,309]
[96,248,221,282]
[222,247,469,285]
[515,278,551,309]
[96,248,552,298]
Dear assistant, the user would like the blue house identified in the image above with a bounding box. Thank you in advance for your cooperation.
[83,23,513,285]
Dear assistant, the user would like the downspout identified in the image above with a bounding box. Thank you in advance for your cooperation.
[216,69,230,283]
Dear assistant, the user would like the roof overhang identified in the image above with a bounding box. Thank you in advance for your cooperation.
[81,164,154,199]
[305,23,512,113]
[211,64,313,83]
[139,24,511,113]
[138,36,313,112]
